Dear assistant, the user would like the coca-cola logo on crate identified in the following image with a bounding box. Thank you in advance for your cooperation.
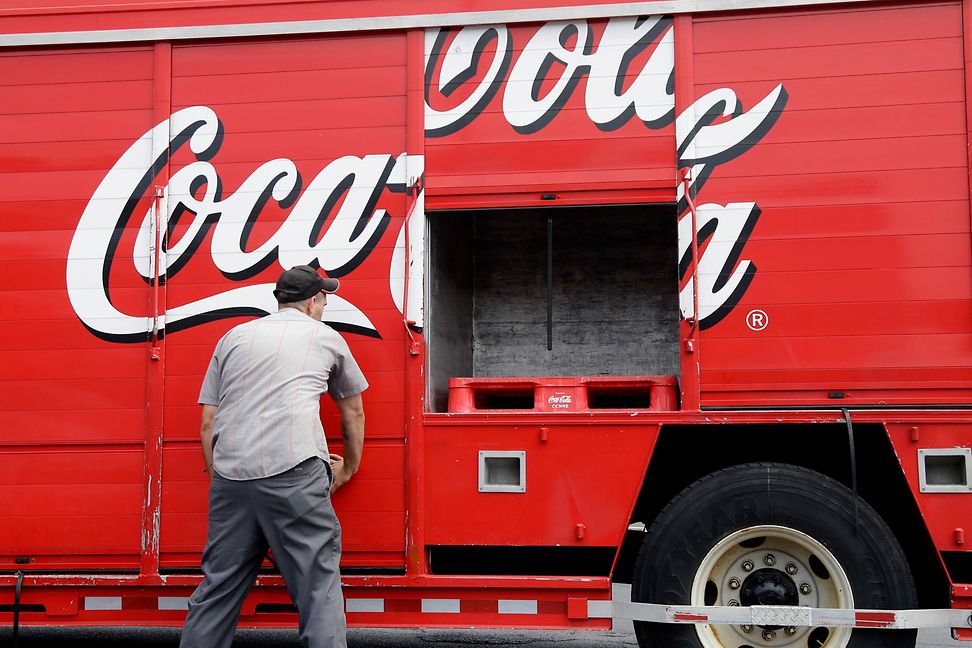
[548,394,574,406]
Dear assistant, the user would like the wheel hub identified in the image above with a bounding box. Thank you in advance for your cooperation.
[690,525,854,648]
[740,568,799,629]
[740,567,799,606]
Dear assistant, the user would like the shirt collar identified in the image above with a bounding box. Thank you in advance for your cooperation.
[272,306,316,322]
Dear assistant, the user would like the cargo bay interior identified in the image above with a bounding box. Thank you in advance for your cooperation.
[426,204,680,413]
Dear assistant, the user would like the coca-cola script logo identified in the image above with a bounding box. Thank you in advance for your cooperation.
[68,15,786,343]
[67,105,422,342]
[547,393,574,409]
[426,16,787,328]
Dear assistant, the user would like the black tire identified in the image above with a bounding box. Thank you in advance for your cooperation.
[632,463,917,648]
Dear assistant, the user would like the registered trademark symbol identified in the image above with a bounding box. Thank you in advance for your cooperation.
[746,309,768,331]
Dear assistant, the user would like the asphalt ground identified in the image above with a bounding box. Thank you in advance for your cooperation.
[1,622,962,648]
[2,619,964,647]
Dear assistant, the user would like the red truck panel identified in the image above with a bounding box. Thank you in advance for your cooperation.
[0,45,156,570]
[688,2,972,406]
[423,420,657,547]
[0,0,969,634]
[889,422,972,553]
[158,34,410,569]
[0,448,144,569]
[425,17,676,207]
[0,0,659,34]
[0,32,413,570]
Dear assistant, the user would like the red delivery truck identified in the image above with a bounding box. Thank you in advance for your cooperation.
[1,1,971,647]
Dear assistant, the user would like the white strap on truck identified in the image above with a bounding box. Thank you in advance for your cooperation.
[588,600,972,630]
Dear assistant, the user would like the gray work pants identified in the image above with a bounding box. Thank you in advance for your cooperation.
[180,457,346,648]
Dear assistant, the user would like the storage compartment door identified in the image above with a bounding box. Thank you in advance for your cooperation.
[158,33,410,572]
[425,16,676,209]
[0,45,158,571]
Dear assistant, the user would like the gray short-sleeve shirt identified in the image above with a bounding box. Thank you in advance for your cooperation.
[198,308,368,480]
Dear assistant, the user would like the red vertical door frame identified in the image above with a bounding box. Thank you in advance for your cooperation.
[674,14,700,412]
[964,0,972,247]
[404,27,428,576]
[140,41,171,583]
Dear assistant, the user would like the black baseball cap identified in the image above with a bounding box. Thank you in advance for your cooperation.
[273,265,340,303]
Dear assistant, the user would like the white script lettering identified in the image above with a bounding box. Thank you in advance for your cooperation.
[68,105,419,342]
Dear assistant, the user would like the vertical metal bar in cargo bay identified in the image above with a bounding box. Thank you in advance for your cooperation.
[547,215,553,351]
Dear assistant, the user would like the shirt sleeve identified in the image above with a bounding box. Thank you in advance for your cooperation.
[198,339,223,406]
[327,335,369,400]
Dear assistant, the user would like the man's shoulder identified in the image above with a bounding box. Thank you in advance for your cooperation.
[317,322,351,346]
[216,313,274,345]
[225,315,265,335]
[316,321,341,336]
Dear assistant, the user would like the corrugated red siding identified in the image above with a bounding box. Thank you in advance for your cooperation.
[424,18,677,207]
[0,0,656,34]
[0,0,970,588]
[158,34,409,569]
[0,45,156,569]
[0,33,411,571]
[424,421,656,547]
[691,1,972,406]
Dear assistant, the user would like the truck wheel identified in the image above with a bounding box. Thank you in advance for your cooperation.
[632,463,917,648]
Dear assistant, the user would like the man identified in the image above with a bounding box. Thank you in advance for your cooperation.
[180,265,367,648]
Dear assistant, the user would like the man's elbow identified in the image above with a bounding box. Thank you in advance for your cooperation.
[347,407,365,429]
[200,404,218,433]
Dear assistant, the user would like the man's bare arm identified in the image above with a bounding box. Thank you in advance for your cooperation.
[200,404,217,476]
[329,394,364,491]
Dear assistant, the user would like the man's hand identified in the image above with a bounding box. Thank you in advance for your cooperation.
[329,453,353,492]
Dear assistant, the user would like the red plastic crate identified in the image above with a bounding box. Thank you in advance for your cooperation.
[447,376,678,412]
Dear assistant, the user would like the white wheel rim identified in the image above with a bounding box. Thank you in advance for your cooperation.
[690,525,854,648]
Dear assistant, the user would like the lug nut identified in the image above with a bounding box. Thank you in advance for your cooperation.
[728,577,741,590]
[800,583,812,595]
[764,553,776,566]
[741,624,753,633]
[762,629,777,641]
[742,560,755,572]
[785,563,798,575]
[728,599,740,606]
[785,626,798,636]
